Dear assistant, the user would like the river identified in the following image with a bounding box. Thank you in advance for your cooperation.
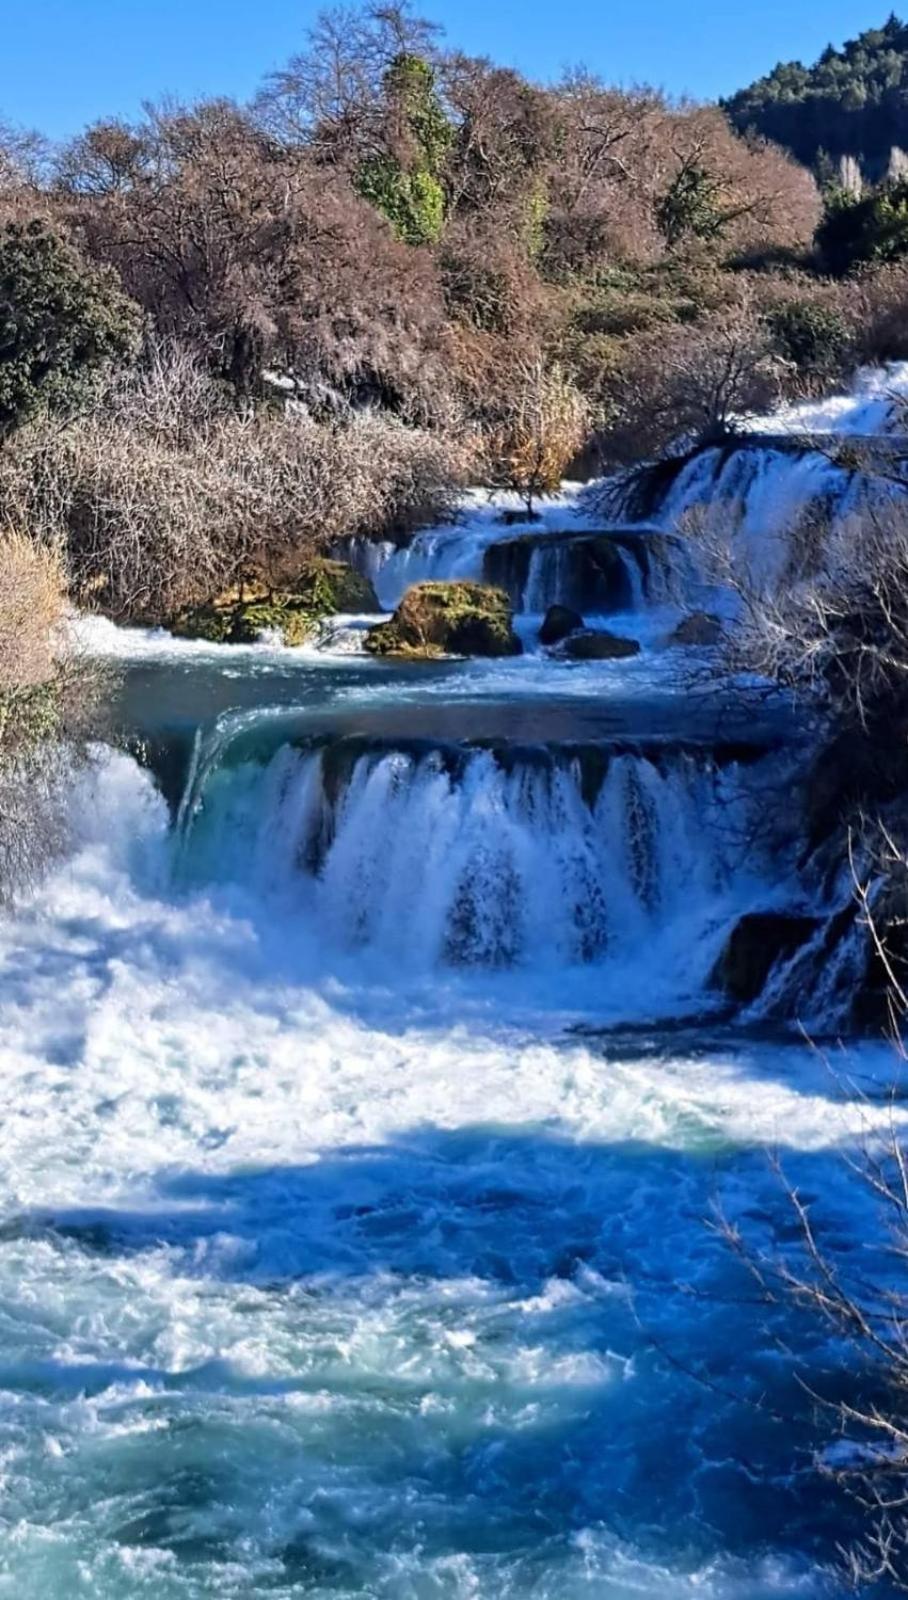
[1,370,907,1597]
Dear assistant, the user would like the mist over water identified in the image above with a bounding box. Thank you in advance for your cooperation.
[4,368,908,1596]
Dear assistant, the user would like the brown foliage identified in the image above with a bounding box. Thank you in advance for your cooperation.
[0,349,466,623]
[62,101,450,416]
[480,357,590,510]
[591,301,786,467]
[0,530,62,692]
[0,533,100,900]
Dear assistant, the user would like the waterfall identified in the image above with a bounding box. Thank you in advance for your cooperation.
[177,733,792,987]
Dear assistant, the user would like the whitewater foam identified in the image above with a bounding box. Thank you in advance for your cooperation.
[0,748,897,1596]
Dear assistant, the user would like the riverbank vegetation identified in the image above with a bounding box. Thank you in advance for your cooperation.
[0,6,886,507]
[0,531,98,896]
[4,7,908,544]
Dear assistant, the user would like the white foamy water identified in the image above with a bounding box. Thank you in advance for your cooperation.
[9,363,908,1596]
[0,746,896,1598]
[342,488,600,611]
[744,360,908,436]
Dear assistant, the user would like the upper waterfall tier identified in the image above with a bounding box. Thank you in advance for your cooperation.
[340,365,908,618]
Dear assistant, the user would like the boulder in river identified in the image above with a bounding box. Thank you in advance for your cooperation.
[539,604,584,646]
[669,612,723,647]
[559,629,641,660]
[171,559,380,646]
[710,911,820,1004]
[365,581,522,658]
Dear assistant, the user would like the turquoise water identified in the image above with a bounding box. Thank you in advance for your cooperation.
[0,630,896,1597]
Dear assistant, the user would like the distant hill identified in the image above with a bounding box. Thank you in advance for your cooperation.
[724,14,908,179]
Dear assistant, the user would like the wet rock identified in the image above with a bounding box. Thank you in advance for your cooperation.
[484,531,644,614]
[539,605,584,646]
[805,729,908,849]
[171,559,380,646]
[364,581,522,658]
[496,508,541,525]
[559,629,641,660]
[710,911,820,1004]
[669,612,723,647]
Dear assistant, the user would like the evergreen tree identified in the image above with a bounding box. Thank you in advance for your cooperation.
[355,53,452,245]
[0,219,140,439]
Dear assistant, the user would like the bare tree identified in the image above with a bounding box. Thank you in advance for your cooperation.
[253,2,442,160]
[588,298,788,470]
[481,357,590,514]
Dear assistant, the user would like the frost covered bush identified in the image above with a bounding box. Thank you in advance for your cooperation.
[0,349,467,621]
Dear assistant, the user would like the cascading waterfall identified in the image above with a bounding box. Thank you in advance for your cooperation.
[595,439,902,593]
[338,364,908,624]
[178,733,790,991]
[8,365,908,1599]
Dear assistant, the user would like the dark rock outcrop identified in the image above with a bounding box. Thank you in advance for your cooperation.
[483,530,653,613]
[539,604,584,646]
[559,629,641,661]
[710,911,820,1004]
[669,612,723,647]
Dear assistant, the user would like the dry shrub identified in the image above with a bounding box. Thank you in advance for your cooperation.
[593,301,787,468]
[0,531,99,899]
[840,262,908,365]
[0,529,62,691]
[479,358,591,513]
[0,349,467,621]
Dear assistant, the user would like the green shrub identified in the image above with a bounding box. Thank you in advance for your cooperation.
[354,53,451,246]
[0,219,141,439]
[817,180,908,274]
[767,299,852,377]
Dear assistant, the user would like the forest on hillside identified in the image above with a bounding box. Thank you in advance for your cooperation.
[725,12,908,178]
[3,2,908,639]
[0,2,841,481]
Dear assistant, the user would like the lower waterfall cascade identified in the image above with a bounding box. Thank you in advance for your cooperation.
[3,364,908,1598]
[176,735,793,994]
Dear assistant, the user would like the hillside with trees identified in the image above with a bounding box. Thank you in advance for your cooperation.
[725,13,908,180]
[5,1,908,659]
[0,4,826,492]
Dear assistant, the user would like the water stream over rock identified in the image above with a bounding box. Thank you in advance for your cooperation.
[2,368,908,1596]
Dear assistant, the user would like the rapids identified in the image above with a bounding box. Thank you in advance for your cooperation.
[2,366,908,1596]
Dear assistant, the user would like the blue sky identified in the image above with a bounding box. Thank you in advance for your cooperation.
[3,0,897,139]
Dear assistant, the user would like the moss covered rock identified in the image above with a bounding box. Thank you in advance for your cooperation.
[170,559,380,646]
[365,581,522,658]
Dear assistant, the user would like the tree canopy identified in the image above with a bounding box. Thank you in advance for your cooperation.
[725,14,908,178]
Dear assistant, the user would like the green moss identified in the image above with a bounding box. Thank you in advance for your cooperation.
[365,581,522,658]
[170,559,380,647]
[354,53,452,246]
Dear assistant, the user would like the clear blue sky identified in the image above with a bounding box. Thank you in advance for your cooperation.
[3,0,898,140]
